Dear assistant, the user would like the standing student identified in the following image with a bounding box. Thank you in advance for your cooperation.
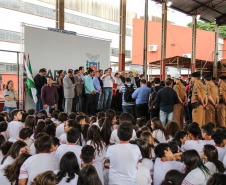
[106,122,142,185]
[55,152,80,185]
[160,170,183,185]
[151,117,167,143]
[55,128,82,167]
[77,165,102,185]
[18,136,60,185]
[153,143,185,185]
[7,109,24,140]
[181,150,210,185]
[3,80,18,114]
[201,144,225,174]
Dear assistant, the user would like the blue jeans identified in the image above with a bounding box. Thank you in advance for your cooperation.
[97,92,104,110]
[103,88,113,110]
[35,95,43,113]
[44,105,54,113]
[122,105,136,119]
[160,110,174,126]
[3,106,17,115]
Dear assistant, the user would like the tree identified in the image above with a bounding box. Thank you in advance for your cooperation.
[187,21,226,38]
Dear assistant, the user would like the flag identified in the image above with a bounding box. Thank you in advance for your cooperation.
[24,54,37,103]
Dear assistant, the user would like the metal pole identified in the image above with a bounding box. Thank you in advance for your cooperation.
[213,23,219,77]
[118,0,122,71]
[191,15,197,73]
[143,0,148,80]
[17,52,19,105]
[56,0,59,28]
[56,0,64,29]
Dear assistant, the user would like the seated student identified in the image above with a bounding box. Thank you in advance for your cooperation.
[181,150,211,185]
[25,115,36,133]
[80,145,95,168]
[55,152,80,185]
[27,108,35,116]
[211,130,226,162]
[55,128,82,167]
[160,170,183,185]
[0,141,13,163]
[4,153,31,185]
[31,121,46,141]
[30,171,56,185]
[90,116,96,125]
[0,135,5,161]
[59,119,79,144]
[140,131,156,159]
[68,112,77,120]
[168,141,179,154]
[9,127,33,146]
[51,110,61,126]
[151,117,167,143]
[7,109,24,140]
[30,132,48,155]
[77,165,102,185]
[181,122,204,155]
[76,115,86,125]
[153,143,185,185]
[0,113,8,122]
[172,131,188,152]
[92,111,105,128]
[50,137,60,156]
[201,144,225,174]
[45,123,56,138]
[18,135,60,185]
[106,122,142,185]
[134,139,153,185]
[200,124,215,145]
[0,121,8,140]
[165,121,181,142]
[98,117,105,128]
[207,173,226,185]
[56,112,68,138]
[137,118,147,130]
[86,125,106,184]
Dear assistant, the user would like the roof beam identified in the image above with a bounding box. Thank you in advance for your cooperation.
[216,13,226,26]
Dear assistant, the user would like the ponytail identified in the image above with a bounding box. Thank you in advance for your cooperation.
[6,80,13,90]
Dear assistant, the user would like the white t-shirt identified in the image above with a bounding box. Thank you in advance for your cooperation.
[199,139,215,146]
[30,143,36,155]
[56,123,65,138]
[59,133,67,144]
[153,158,185,185]
[106,143,142,185]
[51,118,61,125]
[0,131,7,141]
[19,153,60,185]
[205,161,218,175]
[136,163,152,185]
[181,140,204,155]
[110,129,137,144]
[92,121,100,128]
[7,121,24,140]
[86,140,107,185]
[223,155,226,171]
[215,146,226,162]
[8,138,33,146]
[182,167,210,185]
[140,158,154,175]
[55,144,82,167]
[0,156,14,185]
[166,135,173,143]
[54,170,78,185]
[153,129,166,143]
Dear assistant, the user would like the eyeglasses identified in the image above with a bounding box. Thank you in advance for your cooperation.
[135,138,149,142]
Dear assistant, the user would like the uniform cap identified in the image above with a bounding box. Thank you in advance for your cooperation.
[219,76,226,80]
[204,74,212,79]
[191,72,200,77]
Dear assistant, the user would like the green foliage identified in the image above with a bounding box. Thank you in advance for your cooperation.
[187,21,226,38]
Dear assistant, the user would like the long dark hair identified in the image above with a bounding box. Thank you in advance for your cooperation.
[100,110,116,145]
[207,173,226,185]
[165,121,181,140]
[172,131,188,147]
[77,165,102,185]
[87,125,105,156]
[45,123,56,137]
[181,150,210,177]
[25,115,36,131]
[4,153,31,185]
[203,144,225,173]
[151,117,167,137]
[6,80,13,89]
[1,140,27,164]
[161,170,183,185]
[136,139,150,159]
[56,152,80,184]
[34,121,45,139]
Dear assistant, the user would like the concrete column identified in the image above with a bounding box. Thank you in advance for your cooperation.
[191,15,197,73]
[143,0,148,80]
[213,23,219,77]
[56,0,64,30]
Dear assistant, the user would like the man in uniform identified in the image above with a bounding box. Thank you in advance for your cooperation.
[191,72,207,127]
[173,74,187,129]
[204,74,219,125]
[217,76,226,127]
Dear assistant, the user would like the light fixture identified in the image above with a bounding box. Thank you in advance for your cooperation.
[197,14,201,20]
[167,1,172,7]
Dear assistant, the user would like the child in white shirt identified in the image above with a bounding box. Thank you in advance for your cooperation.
[160,170,183,185]
[151,117,167,143]
[212,130,226,162]
[165,121,181,142]
[140,131,156,159]
[181,150,211,185]
[9,127,33,146]
[51,110,61,126]
[50,137,60,156]
[55,151,80,185]
[7,110,24,140]
[56,112,68,138]
[18,135,60,185]
[106,122,142,185]
[200,124,215,145]
[153,143,185,185]
[0,121,8,140]
[55,128,82,167]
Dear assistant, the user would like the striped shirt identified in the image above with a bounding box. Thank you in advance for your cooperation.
[120,82,136,106]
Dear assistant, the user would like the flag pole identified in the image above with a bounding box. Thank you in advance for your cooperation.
[23,53,27,110]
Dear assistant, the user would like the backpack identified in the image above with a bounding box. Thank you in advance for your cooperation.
[148,87,159,110]
[124,84,135,102]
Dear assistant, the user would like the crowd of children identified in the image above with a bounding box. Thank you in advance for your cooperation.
[0,108,226,185]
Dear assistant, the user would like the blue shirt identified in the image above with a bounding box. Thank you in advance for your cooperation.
[84,75,95,94]
[154,87,179,113]
[132,85,151,104]
[120,82,136,106]
[93,77,101,93]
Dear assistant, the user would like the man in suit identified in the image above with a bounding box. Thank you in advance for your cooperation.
[63,69,78,114]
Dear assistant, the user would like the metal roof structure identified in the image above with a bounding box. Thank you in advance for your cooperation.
[152,0,226,26]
